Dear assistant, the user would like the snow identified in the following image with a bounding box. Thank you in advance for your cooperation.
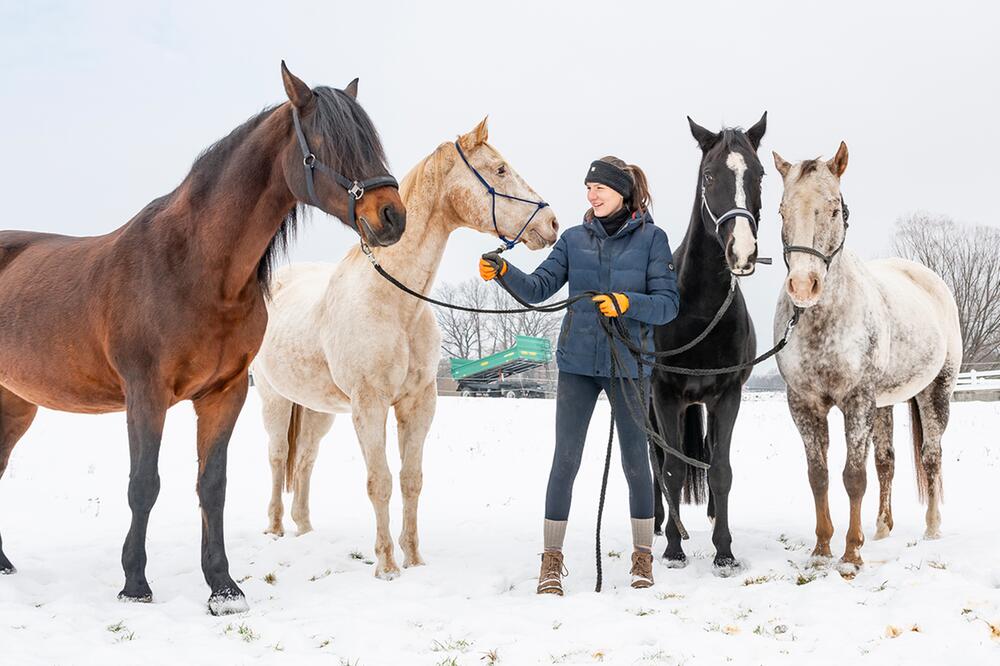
[1,393,999,665]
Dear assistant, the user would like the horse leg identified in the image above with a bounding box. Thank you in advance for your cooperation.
[0,387,38,574]
[256,375,293,536]
[394,381,436,568]
[706,388,741,571]
[650,386,686,565]
[351,386,398,579]
[840,389,875,572]
[787,392,833,561]
[289,407,334,536]
[193,377,249,615]
[913,370,953,539]
[873,406,895,540]
[118,385,169,603]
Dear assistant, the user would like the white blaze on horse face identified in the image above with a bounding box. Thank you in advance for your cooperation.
[726,152,756,266]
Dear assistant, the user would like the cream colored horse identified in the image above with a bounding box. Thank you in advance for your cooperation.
[773,142,962,574]
[252,119,558,578]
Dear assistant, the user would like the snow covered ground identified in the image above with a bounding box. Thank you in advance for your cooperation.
[1,392,998,665]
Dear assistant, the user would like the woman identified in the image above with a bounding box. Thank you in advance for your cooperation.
[479,156,679,595]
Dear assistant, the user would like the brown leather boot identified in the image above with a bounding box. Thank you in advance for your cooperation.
[630,550,654,589]
[537,551,566,595]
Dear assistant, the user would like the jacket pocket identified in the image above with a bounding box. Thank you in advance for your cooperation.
[558,309,575,349]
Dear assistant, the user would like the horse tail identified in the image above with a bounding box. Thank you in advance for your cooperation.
[681,404,709,505]
[285,402,303,492]
[909,398,929,504]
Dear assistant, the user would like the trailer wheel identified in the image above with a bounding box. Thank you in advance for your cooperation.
[461,389,472,398]
[504,390,517,399]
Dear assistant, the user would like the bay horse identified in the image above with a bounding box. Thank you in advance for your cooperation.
[251,118,558,579]
[772,143,961,574]
[0,62,406,614]
[649,113,767,572]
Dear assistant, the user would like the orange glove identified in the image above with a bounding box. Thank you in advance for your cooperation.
[479,253,508,281]
[592,293,630,317]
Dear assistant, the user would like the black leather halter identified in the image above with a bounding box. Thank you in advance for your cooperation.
[782,196,850,269]
[291,106,398,235]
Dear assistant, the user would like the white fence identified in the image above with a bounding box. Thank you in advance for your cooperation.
[955,369,1000,392]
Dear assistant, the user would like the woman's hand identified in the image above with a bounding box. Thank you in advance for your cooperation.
[592,293,630,317]
[479,252,508,281]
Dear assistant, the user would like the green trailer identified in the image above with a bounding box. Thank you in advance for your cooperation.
[449,336,553,398]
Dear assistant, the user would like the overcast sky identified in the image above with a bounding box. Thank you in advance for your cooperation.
[2,1,997,366]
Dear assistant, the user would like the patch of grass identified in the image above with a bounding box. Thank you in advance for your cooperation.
[551,621,562,630]
[592,650,606,661]
[225,622,259,643]
[436,659,460,666]
[339,659,361,666]
[795,571,818,585]
[549,651,585,664]
[431,638,472,653]
[349,550,365,560]
[263,571,277,585]
[743,574,776,586]
[640,649,672,662]
[106,620,135,642]
[927,560,947,570]
[655,592,685,600]
[480,648,499,664]
[777,534,806,551]
[318,638,332,649]
[363,559,375,565]
[629,607,657,616]
[906,540,918,547]
[237,574,253,583]
[310,569,332,582]
[607,550,622,559]
[871,580,890,592]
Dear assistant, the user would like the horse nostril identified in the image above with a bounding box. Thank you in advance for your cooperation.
[810,276,821,298]
[380,205,405,232]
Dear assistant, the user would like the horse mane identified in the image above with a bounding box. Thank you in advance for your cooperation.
[249,87,391,294]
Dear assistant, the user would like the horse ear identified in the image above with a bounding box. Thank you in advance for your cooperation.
[281,60,313,110]
[772,151,792,178]
[343,78,359,99]
[459,116,489,151]
[828,141,849,177]
[747,111,767,150]
[687,117,719,152]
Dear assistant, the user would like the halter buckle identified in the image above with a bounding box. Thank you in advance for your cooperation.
[348,182,365,200]
[303,153,316,168]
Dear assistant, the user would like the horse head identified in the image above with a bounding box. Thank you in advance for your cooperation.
[773,141,850,308]
[442,118,559,250]
[279,62,406,247]
[688,113,768,276]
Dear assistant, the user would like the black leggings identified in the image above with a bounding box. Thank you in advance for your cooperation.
[544,371,654,521]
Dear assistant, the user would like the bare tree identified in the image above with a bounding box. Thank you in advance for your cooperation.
[433,278,562,359]
[892,213,1000,367]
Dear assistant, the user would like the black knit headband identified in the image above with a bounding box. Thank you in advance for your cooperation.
[584,160,633,199]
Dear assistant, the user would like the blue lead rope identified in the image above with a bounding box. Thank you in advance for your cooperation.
[454,140,548,250]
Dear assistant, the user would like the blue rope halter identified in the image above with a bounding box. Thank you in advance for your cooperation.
[454,141,549,250]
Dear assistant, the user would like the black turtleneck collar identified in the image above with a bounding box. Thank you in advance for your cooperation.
[596,206,631,237]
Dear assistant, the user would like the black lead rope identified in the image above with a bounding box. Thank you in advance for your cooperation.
[360,242,801,591]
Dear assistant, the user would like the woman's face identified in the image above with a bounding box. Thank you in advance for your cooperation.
[586,182,624,217]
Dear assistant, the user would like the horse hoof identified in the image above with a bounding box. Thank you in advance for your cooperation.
[923,529,942,541]
[0,565,16,575]
[653,528,663,537]
[873,526,891,541]
[660,553,687,569]
[264,527,284,538]
[208,589,249,616]
[375,566,401,581]
[403,556,426,569]
[836,559,862,579]
[713,556,742,576]
[295,525,314,537]
[118,589,153,604]
[807,554,834,569]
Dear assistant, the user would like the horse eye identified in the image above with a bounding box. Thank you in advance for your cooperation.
[497,165,507,176]
[703,172,714,185]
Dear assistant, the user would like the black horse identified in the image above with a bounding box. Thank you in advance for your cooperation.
[650,113,767,571]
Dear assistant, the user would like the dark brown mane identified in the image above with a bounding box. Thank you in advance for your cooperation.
[797,159,821,180]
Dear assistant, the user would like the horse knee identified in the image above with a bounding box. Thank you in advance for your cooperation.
[367,473,392,503]
[400,470,422,498]
[842,464,867,498]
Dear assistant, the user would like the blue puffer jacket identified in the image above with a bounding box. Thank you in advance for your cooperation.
[501,210,679,378]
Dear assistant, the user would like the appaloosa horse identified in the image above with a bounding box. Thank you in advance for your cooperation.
[0,62,405,614]
[773,142,961,574]
[252,118,558,579]
[650,114,767,573]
